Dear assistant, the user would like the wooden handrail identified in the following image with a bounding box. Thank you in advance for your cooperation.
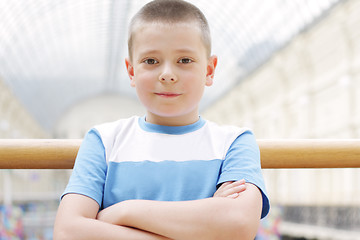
[0,139,359,169]
[259,139,360,168]
[0,139,82,169]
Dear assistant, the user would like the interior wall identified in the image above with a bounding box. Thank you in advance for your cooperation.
[0,78,47,139]
[54,94,145,138]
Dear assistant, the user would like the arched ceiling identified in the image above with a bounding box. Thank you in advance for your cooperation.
[0,0,340,133]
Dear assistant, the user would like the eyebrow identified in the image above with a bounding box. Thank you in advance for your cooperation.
[138,48,198,57]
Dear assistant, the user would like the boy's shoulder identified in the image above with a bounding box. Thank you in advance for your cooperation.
[93,116,139,137]
[205,119,251,137]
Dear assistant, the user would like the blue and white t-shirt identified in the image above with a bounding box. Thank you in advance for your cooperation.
[62,116,270,218]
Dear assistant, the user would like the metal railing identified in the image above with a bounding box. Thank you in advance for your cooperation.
[0,139,359,169]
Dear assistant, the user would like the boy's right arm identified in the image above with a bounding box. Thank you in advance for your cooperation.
[53,193,171,240]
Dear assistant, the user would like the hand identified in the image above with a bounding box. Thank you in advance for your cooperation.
[213,179,247,199]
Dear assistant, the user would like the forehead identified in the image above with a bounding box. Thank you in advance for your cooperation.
[132,22,206,53]
[133,21,202,38]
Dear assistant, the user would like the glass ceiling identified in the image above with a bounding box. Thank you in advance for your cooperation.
[0,0,340,132]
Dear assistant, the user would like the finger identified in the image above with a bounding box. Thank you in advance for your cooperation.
[233,179,246,185]
[214,180,246,198]
[223,184,246,196]
[226,193,239,198]
[219,179,246,191]
[218,181,234,190]
[214,183,246,198]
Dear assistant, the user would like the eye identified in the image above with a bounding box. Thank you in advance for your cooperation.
[143,58,158,64]
[178,58,193,64]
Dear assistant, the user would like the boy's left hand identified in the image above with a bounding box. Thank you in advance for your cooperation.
[213,179,246,199]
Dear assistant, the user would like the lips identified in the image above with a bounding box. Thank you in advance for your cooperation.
[155,92,182,98]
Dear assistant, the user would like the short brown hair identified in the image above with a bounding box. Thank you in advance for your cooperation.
[128,0,211,60]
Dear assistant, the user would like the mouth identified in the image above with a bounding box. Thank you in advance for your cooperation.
[154,92,182,98]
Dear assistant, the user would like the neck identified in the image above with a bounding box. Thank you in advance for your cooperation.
[145,112,200,126]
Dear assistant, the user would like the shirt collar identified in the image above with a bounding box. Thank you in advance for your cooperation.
[138,116,206,135]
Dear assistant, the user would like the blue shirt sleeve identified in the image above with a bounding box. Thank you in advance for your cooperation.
[217,130,270,219]
[61,129,107,208]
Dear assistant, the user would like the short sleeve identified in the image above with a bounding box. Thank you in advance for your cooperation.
[61,129,107,208]
[217,130,270,218]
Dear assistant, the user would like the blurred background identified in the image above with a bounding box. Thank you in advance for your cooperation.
[1,0,360,239]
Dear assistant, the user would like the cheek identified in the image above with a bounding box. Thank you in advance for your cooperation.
[135,72,155,88]
[184,71,207,88]
[183,80,205,101]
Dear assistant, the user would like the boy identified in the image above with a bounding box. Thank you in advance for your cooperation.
[54,0,270,239]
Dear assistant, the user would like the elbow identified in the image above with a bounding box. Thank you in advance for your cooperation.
[53,227,69,240]
[230,220,260,240]
[205,223,258,240]
[201,215,259,240]
[227,210,261,240]
[215,207,260,240]
[53,226,76,240]
[53,219,81,240]
[53,232,67,240]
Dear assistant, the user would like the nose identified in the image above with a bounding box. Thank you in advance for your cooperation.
[159,63,177,83]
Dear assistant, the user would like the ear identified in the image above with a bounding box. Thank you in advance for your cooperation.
[206,55,218,86]
[125,58,135,87]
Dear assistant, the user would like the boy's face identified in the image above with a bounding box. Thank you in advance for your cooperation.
[126,22,217,126]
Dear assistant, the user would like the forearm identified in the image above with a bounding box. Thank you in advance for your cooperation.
[54,194,171,240]
[123,198,245,240]
[97,184,262,240]
[54,216,171,240]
